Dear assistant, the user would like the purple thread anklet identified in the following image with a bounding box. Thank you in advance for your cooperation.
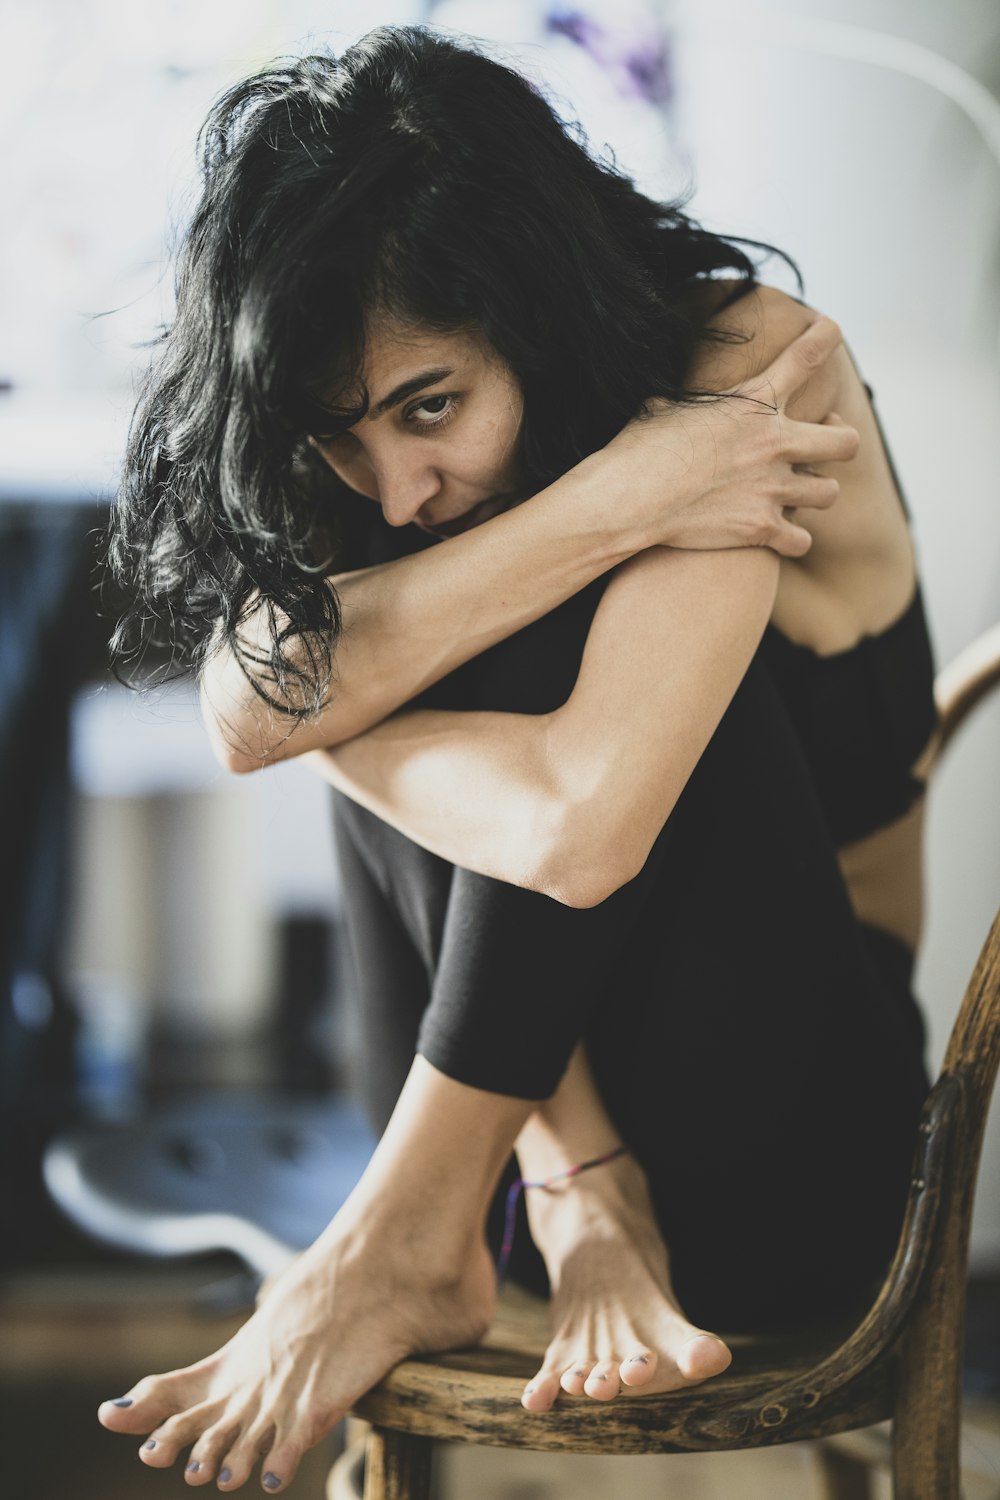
[496,1144,629,1285]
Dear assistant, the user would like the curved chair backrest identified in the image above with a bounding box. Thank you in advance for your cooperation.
[837,618,1000,1371]
[849,619,1000,1360]
[927,620,1000,1140]
[886,619,1000,1485]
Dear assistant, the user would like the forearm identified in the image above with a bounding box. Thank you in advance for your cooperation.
[303,705,574,901]
[200,454,646,772]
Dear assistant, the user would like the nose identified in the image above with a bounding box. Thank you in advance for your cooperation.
[374,452,441,528]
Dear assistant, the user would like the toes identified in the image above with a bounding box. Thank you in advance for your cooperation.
[216,1424,279,1492]
[99,1369,200,1433]
[216,1456,250,1491]
[559,1360,595,1396]
[256,1439,303,1493]
[583,1358,622,1402]
[619,1348,658,1388]
[677,1333,732,1382]
[139,1401,226,1471]
[185,1418,243,1486]
[521,1368,563,1412]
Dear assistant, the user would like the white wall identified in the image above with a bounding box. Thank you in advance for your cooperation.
[665,0,1000,1266]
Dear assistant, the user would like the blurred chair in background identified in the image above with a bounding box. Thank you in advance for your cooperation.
[44,1089,376,1311]
[1,510,105,1269]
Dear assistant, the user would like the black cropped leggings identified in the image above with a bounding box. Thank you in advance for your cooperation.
[330,588,929,1332]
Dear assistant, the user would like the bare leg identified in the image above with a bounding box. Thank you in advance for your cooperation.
[97,1056,532,1493]
[515,1041,732,1411]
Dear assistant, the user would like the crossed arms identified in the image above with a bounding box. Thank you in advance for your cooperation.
[200,291,846,906]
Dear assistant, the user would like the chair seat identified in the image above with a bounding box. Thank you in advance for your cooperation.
[352,1283,894,1455]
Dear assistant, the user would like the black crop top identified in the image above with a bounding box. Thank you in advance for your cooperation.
[758,380,938,848]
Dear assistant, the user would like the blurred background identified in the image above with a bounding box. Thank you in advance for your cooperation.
[1,0,998,1496]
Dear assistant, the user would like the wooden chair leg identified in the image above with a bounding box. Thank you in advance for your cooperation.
[363,1427,433,1500]
[814,1443,874,1500]
[890,1295,964,1499]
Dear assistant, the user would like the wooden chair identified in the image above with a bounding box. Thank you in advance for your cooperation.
[338,620,1000,1500]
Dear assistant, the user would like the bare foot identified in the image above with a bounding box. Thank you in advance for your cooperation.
[518,1153,732,1411]
[97,1208,495,1491]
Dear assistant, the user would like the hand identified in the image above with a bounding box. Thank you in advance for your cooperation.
[595,315,861,557]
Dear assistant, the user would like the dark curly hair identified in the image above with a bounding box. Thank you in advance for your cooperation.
[106,23,802,714]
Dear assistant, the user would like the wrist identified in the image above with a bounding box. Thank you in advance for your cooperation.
[549,450,656,563]
[576,437,690,555]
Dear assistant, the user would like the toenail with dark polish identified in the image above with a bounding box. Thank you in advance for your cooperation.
[187,1460,201,1473]
[263,1474,282,1490]
[629,1354,649,1365]
[111,1397,134,1406]
[144,1440,157,1450]
[219,1468,232,1483]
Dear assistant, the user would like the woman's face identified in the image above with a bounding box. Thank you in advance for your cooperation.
[311,322,527,538]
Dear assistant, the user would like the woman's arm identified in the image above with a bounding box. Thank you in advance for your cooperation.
[304,545,778,907]
[200,460,635,771]
[201,314,856,772]
[304,290,851,903]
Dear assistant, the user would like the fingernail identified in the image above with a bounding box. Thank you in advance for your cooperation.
[186,1460,201,1474]
[144,1439,157,1450]
[219,1468,232,1484]
[263,1475,282,1490]
[111,1397,134,1407]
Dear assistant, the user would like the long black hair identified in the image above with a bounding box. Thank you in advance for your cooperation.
[106,23,801,712]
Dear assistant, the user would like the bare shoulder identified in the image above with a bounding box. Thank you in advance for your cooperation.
[679,279,919,653]
[681,279,845,421]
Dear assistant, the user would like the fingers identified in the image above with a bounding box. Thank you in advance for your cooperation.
[787,474,840,509]
[783,411,860,467]
[751,314,845,403]
[771,518,814,559]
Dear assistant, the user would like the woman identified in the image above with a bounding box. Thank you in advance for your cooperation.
[99,25,936,1493]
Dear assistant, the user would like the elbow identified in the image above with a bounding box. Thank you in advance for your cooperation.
[205,724,261,777]
[533,803,646,909]
[546,857,641,910]
[218,747,261,776]
[199,674,267,776]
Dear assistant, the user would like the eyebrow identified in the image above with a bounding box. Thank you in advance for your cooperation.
[369,367,455,419]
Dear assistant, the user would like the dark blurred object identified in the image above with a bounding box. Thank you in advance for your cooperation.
[275,912,339,1091]
[966,1271,1000,1397]
[0,506,106,1267]
[44,1088,376,1278]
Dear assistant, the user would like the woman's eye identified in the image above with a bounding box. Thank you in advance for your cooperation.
[406,394,455,425]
